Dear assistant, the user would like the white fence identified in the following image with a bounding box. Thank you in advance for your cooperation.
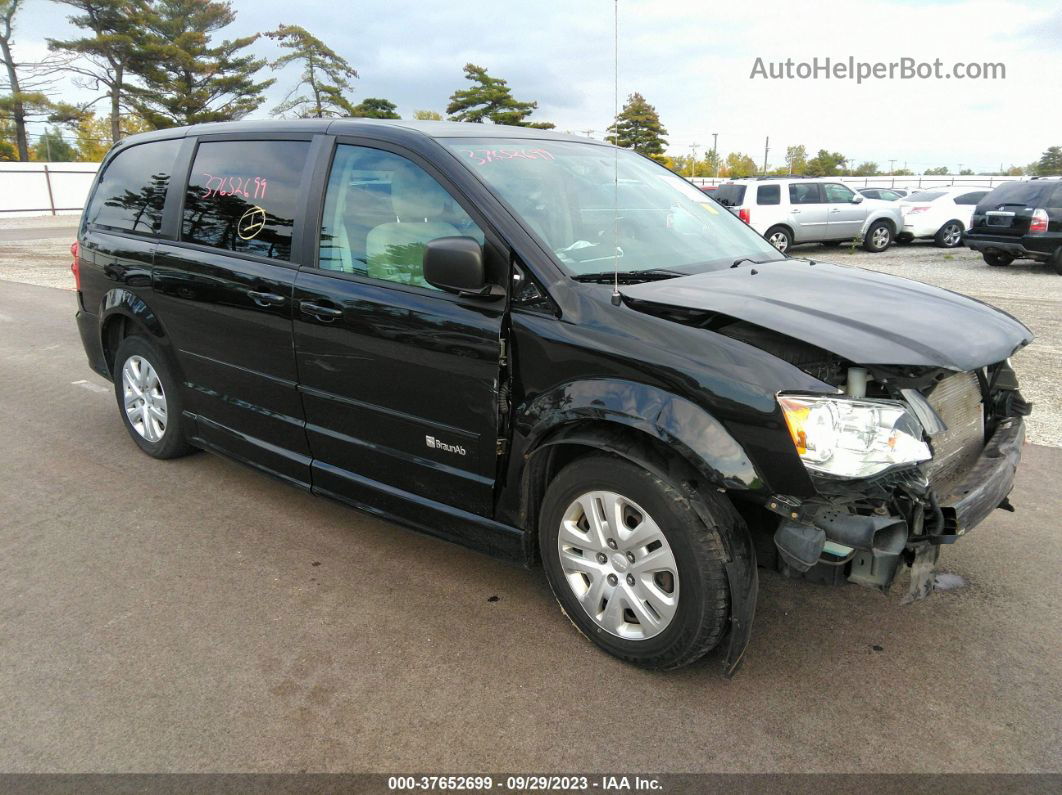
[689,174,1049,190]
[0,162,99,218]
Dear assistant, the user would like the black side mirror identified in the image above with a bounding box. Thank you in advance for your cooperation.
[423,237,502,298]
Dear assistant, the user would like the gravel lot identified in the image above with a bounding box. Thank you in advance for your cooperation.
[1,216,1058,445]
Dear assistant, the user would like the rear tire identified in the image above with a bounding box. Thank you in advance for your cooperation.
[862,220,892,252]
[1052,247,1062,276]
[539,454,733,670]
[113,336,194,459]
[983,252,1014,267]
[934,220,964,248]
[764,226,792,254]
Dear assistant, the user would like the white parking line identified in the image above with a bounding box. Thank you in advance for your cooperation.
[71,379,110,394]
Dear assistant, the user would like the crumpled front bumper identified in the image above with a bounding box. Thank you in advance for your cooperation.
[934,417,1025,541]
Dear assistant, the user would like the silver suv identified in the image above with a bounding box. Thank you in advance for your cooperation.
[713,178,904,253]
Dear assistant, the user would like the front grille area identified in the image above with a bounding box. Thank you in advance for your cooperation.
[924,371,985,495]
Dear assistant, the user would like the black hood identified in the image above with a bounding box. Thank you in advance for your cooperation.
[622,259,1032,371]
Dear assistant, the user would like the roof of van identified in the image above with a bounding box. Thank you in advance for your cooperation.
[115,118,609,147]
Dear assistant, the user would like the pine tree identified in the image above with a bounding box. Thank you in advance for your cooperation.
[446,63,553,128]
[128,0,273,129]
[1036,146,1062,176]
[265,24,357,118]
[48,1,147,145]
[350,97,399,119]
[605,92,667,158]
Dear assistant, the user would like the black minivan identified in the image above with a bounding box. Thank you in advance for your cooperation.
[74,119,1032,672]
[965,178,1062,273]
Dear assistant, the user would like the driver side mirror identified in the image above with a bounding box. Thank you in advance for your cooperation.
[424,237,503,298]
[851,193,865,204]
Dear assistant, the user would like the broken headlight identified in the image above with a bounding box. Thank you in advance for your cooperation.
[778,395,931,478]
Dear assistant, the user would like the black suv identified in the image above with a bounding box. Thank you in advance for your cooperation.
[965,178,1062,272]
[74,119,1032,673]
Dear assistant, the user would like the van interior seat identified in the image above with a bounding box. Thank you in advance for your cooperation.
[366,166,460,288]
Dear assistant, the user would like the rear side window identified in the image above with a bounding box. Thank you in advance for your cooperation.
[712,184,746,207]
[181,140,311,261]
[823,183,856,203]
[86,139,181,235]
[757,184,780,205]
[789,183,822,204]
[1051,183,1062,208]
[954,191,988,205]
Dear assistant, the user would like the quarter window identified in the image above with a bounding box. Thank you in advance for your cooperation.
[318,145,484,289]
[87,139,181,235]
[757,184,780,205]
[181,140,310,261]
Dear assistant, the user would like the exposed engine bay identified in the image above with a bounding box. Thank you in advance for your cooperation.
[626,297,1032,598]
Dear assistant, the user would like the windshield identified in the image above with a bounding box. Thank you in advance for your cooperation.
[442,138,782,277]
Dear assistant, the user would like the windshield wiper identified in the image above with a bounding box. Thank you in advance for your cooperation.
[572,269,685,284]
[731,257,780,268]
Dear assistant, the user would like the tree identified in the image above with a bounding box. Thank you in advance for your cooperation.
[923,166,950,175]
[1035,146,1062,176]
[784,144,807,175]
[265,24,357,118]
[852,161,880,177]
[805,149,847,176]
[0,116,15,158]
[892,168,914,176]
[31,124,76,160]
[1004,165,1025,177]
[959,168,975,176]
[723,151,757,178]
[446,63,553,128]
[350,97,399,119]
[128,0,273,129]
[412,109,442,121]
[605,92,667,159]
[48,1,147,145]
[2,0,80,160]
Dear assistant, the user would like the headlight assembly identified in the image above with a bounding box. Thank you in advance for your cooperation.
[778,395,932,479]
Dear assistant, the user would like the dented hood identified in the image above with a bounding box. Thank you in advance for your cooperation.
[622,259,1032,371]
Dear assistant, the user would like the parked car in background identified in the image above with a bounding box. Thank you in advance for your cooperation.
[965,178,1062,273]
[698,184,718,194]
[857,187,909,201]
[713,177,903,253]
[897,186,992,247]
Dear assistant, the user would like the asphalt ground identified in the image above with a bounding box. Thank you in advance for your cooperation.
[0,225,1059,774]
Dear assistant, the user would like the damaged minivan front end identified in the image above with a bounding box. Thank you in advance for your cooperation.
[622,258,1032,597]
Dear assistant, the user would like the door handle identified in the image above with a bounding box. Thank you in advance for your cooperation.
[829,209,842,213]
[247,290,286,307]
[791,209,801,214]
[299,300,344,321]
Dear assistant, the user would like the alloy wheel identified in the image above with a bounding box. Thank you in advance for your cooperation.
[943,224,962,246]
[557,491,680,640]
[871,225,891,250]
[122,355,167,443]
[768,231,789,252]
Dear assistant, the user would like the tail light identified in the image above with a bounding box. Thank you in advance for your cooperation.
[1029,208,1049,234]
[907,205,930,214]
[738,208,751,224]
[70,241,80,290]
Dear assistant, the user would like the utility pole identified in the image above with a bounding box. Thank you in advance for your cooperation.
[762,136,770,175]
[711,132,719,180]
[689,142,699,177]
[888,159,896,175]
[581,129,595,138]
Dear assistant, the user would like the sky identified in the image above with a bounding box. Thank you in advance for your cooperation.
[9,0,1062,172]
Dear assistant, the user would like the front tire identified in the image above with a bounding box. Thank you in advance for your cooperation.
[862,220,892,252]
[539,454,732,670]
[934,220,964,248]
[1051,247,1062,276]
[764,226,792,254]
[983,251,1014,267]
[113,336,194,459]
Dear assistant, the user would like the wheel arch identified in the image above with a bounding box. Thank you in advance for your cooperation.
[764,223,795,246]
[97,288,178,376]
[521,417,760,676]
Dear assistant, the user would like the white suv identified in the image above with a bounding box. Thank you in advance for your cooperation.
[713,178,904,253]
